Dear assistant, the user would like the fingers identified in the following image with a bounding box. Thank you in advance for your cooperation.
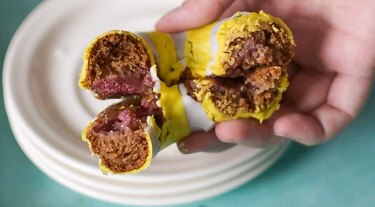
[177,118,285,155]
[177,130,235,154]
[273,104,352,146]
[279,65,372,145]
[283,66,335,113]
[327,74,373,117]
[177,103,349,153]
[273,113,325,146]
[214,119,283,148]
[156,0,234,32]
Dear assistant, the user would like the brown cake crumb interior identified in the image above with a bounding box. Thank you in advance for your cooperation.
[223,22,294,77]
[184,22,294,116]
[86,100,151,173]
[185,66,285,116]
[86,33,154,99]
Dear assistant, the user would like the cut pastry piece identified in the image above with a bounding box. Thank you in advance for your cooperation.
[79,30,155,99]
[82,96,163,174]
[184,11,295,78]
[183,66,288,122]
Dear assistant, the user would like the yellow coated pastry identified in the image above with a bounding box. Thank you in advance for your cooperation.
[211,11,294,76]
[184,11,295,77]
[79,30,156,99]
[191,68,289,122]
[78,11,296,174]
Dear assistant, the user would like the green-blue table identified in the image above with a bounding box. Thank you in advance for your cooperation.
[1,1,375,206]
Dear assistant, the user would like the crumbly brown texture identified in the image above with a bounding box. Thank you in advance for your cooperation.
[85,99,153,173]
[245,66,284,110]
[85,94,163,173]
[184,22,294,117]
[223,22,294,77]
[185,66,285,116]
[85,33,154,99]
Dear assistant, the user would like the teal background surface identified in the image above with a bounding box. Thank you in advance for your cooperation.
[1,1,375,207]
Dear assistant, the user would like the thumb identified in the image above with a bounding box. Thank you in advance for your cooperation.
[156,0,234,32]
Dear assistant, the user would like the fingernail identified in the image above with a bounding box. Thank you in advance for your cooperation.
[177,141,195,154]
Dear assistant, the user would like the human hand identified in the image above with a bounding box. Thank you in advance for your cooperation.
[156,0,375,153]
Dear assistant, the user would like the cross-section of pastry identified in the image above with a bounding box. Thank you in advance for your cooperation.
[183,65,288,122]
[184,11,295,78]
[82,96,161,174]
[79,11,295,174]
[79,30,156,99]
[181,11,294,122]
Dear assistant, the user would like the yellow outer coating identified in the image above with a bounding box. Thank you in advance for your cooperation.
[78,30,156,90]
[81,123,92,153]
[185,22,215,77]
[195,72,289,122]
[158,82,191,149]
[146,31,184,86]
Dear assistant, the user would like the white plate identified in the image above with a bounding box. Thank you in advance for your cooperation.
[3,0,289,205]
[12,121,288,206]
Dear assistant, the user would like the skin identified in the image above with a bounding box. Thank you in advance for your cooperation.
[156,0,375,153]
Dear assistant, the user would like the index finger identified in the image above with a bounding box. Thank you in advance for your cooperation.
[156,0,234,32]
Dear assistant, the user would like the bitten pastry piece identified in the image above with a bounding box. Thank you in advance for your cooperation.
[184,66,288,122]
[182,11,295,122]
[79,31,155,99]
[82,96,163,174]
